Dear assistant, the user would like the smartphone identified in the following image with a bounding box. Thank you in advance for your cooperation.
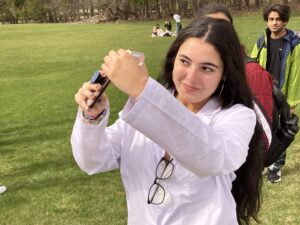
[87,70,110,110]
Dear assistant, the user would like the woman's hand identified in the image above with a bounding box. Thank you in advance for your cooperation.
[101,49,149,98]
[75,81,108,117]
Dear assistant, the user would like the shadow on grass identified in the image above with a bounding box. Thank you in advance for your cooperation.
[0,116,74,151]
[1,167,123,206]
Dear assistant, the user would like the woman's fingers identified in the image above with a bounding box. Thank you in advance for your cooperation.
[85,94,109,117]
[101,49,149,98]
[74,82,102,113]
[75,91,88,111]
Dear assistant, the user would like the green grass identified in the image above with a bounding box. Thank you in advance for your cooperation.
[0,15,300,225]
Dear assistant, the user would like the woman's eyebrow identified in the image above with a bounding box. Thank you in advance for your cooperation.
[178,54,191,61]
[201,62,220,68]
[178,54,219,68]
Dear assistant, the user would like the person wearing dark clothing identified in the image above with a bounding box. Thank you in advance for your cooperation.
[251,4,300,183]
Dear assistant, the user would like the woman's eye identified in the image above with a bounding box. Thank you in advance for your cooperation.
[180,59,189,65]
[202,66,214,72]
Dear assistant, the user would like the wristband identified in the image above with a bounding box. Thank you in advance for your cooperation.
[83,109,107,124]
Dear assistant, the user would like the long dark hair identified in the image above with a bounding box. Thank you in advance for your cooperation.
[197,3,233,23]
[158,17,263,225]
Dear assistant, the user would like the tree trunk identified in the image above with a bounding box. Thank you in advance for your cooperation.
[8,0,18,23]
[237,0,242,10]
[161,0,169,17]
[90,0,94,17]
[121,0,129,19]
[170,0,176,14]
[191,0,199,16]
[255,0,260,7]
[244,0,250,11]
[176,0,188,16]
[154,0,162,18]
[144,0,150,19]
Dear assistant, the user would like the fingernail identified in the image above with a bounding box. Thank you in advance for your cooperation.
[87,99,93,107]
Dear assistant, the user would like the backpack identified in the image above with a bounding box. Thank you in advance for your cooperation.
[244,56,299,167]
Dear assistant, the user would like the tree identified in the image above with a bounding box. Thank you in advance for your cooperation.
[177,0,188,16]
[1,0,300,23]
[153,0,161,18]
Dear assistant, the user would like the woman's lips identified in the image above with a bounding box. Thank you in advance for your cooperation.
[183,83,200,92]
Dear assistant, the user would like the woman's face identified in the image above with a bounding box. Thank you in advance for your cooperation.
[172,37,224,112]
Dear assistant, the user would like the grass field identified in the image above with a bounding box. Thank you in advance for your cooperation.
[0,14,300,225]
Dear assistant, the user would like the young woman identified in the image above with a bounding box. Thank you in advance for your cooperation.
[152,24,163,37]
[71,17,263,225]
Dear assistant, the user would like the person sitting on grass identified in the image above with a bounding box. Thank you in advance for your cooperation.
[151,24,163,37]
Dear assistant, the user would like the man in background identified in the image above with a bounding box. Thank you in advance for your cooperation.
[251,3,300,183]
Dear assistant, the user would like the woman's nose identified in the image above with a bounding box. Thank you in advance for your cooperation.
[186,67,199,82]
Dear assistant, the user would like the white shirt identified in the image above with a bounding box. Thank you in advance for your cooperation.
[71,78,256,225]
[173,14,181,23]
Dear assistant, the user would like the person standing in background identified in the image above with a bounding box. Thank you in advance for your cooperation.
[164,20,172,32]
[170,13,182,35]
[251,3,300,183]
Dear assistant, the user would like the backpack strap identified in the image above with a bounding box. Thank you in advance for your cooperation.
[272,83,290,113]
[244,56,254,64]
[253,98,272,148]
[290,31,300,53]
[254,35,265,61]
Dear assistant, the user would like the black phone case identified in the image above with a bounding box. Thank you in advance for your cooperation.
[88,70,110,109]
